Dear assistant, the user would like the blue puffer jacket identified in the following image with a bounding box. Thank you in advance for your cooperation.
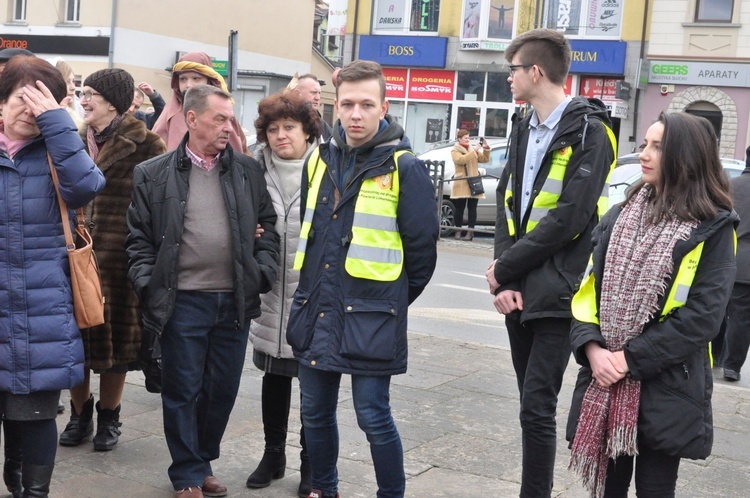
[0,109,105,394]
[286,118,439,375]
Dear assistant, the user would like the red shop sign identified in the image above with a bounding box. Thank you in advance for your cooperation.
[408,69,455,101]
[579,77,618,100]
[383,68,408,99]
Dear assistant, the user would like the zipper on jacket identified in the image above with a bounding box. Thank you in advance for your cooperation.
[276,214,289,359]
[682,363,689,379]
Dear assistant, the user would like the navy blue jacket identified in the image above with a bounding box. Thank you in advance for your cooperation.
[0,109,105,394]
[286,119,439,375]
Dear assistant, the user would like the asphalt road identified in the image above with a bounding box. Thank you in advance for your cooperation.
[413,235,750,389]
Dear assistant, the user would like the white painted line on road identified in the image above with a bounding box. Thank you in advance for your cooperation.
[437,283,491,295]
[452,271,487,279]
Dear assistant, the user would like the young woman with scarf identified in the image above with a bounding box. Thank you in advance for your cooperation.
[566,111,736,498]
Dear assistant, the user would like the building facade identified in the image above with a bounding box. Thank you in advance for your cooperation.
[643,0,750,159]
[1,0,330,131]
[335,0,648,156]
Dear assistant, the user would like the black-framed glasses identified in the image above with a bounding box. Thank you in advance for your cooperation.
[508,64,544,78]
[81,90,101,102]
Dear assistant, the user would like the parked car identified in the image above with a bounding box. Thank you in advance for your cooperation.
[609,153,744,207]
[418,137,509,236]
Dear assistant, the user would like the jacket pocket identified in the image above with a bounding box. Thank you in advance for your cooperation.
[286,289,316,352]
[340,299,398,361]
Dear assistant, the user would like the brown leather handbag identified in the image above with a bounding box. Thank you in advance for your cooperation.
[48,154,105,329]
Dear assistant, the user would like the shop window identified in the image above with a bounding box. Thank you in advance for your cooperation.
[484,108,509,138]
[486,72,512,103]
[373,0,440,34]
[695,0,734,22]
[457,72,485,101]
[323,104,335,128]
[11,0,26,22]
[457,106,481,136]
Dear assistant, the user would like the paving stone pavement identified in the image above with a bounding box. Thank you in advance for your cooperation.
[46,329,750,498]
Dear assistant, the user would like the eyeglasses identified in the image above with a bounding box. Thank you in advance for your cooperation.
[508,64,544,78]
[80,90,101,102]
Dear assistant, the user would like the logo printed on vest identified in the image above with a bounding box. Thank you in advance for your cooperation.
[374,173,393,190]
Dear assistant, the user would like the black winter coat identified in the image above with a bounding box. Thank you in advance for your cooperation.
[730,168,750,283]
[566,205,737,459]
[125,135,280,340]
[493,97,614,322]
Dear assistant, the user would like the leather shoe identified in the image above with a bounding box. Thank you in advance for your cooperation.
[724,368,741,381]
[202,476,227,497]
[175,488,203,498]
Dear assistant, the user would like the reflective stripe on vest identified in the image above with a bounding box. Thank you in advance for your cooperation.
[293,148,407,282]
[572,242,706,326]
[504,123,617,237]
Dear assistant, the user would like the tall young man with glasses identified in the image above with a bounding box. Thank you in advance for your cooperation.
[486,28,616,497]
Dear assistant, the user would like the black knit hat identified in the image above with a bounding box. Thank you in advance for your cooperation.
[83,68,134,115]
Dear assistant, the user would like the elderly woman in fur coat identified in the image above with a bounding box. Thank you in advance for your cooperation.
[59,68,166,451]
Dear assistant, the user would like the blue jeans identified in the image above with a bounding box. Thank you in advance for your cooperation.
[506,316,571,498]
[298,364,405,498]
[160,291,247,490]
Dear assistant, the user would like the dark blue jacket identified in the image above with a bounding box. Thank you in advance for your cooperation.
[286,119,439,375]
[0,109,105,394]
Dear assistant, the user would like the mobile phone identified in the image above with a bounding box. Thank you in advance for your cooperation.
[479,137,484,145]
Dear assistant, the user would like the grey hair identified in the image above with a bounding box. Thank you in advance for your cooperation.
[183,84,231,118]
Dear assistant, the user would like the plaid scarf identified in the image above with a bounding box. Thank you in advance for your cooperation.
[570,184,696,497]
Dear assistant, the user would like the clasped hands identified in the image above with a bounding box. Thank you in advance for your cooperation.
[585,342,629,387]
[485,259,523,315]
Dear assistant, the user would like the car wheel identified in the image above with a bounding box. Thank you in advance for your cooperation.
[441,198,456,237]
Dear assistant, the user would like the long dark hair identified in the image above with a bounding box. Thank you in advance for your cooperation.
[627,112,732,222]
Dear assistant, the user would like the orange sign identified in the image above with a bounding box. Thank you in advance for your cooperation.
[408,69,455,101]
[383,68,408,99]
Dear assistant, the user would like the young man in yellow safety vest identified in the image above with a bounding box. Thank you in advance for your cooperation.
[485,29,616,497]
[286,60,439,498]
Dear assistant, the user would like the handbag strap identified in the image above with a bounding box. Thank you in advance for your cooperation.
[47,153,86,250]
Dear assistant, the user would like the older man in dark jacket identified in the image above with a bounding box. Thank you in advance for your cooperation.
[722,145,750,381]
[126,85,279,498]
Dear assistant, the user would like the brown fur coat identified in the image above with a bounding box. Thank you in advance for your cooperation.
[81,114,166,370]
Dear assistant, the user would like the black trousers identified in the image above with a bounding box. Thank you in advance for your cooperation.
[604,442,681,498]
[452,197,478,229]
[722,282,750,373]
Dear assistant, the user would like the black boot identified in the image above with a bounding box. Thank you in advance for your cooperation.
[58,395,94,446]
[93,402,122,451]
[246,448,286,488]
[297,452,312,498]
[21,464,53,498]
[3,457,22,498]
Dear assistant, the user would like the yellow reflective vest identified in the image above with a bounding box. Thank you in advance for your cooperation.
[293,148,409,281]
[504,124,617,237]
[572,242,705,326]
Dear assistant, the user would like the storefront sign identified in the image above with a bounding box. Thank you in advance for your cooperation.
[327,0,349,36]
[359,35,447,68]
[460,40,509,51]
[0,34,109,56]
[648,60,750,88]
[375,0,408,30]
[605,100,628,119]
[568,40,626,75]
[408,69,455,100]
[383,68,408,99]
[579,77,619,99]
[585,0,623,36]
